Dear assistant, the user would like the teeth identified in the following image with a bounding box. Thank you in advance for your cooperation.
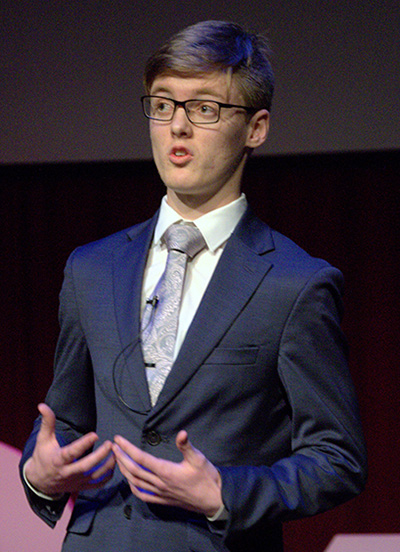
[175,151,186,156]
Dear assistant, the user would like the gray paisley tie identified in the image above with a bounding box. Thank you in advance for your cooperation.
[142,223,206,405]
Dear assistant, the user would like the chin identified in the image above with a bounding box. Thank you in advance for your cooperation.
[165,179,203,195]
[169,188,202,200]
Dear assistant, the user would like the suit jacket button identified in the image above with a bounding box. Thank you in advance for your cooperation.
[146,430,161,446]
[124,505,132,520]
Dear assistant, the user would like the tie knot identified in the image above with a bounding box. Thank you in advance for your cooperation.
[164,223,206,259]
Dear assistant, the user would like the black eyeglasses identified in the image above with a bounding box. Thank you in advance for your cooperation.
[141,95,257,124]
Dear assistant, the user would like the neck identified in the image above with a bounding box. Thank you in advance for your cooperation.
[166,188,241,220]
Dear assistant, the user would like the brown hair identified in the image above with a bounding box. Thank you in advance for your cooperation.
[144,20,275,111]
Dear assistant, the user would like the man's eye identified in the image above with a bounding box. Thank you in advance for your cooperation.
[199,103,218,115]
[153,100,173,114]
[151,98,174,117]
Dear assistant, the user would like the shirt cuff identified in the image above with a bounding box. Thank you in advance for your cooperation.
[23,461,65,501]
[206,504,229,522]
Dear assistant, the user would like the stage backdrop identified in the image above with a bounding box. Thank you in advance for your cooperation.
[0,150,399,551]
[2,1,400,163]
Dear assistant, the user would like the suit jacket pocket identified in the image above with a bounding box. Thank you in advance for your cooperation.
[203,346,259,365]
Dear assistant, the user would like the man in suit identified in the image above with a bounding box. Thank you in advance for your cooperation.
[20,20,367,551]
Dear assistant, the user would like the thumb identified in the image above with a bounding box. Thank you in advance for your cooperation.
[175,430,200,464]
[37,402,56,442]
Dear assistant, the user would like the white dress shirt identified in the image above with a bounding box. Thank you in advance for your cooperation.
[142,194,248,360]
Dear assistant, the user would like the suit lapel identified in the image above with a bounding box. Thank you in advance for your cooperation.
[112,214,158,412]
[151,209,275,414]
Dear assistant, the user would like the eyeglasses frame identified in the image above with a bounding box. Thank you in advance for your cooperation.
[141,95,258,125]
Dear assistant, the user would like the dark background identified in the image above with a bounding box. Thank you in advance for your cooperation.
[1,0,400,163]
[1,150,399,550]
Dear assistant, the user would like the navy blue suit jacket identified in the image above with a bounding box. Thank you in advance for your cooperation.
[20,207,367,551]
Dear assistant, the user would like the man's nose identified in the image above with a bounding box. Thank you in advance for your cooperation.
[170,105,192,135]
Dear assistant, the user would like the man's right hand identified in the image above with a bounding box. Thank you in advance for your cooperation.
[24,403,115,497]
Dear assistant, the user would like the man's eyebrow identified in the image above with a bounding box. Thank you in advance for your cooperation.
[194,89,226,100]
[150,86,171,96]
[150,86,226,100]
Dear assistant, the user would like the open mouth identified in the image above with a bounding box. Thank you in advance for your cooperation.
[170,147,193,164]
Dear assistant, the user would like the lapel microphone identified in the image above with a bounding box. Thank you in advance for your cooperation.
[146,296,159,308]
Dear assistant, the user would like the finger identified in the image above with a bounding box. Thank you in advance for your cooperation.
[130,484,164,502]
[37,403,56,442]
[61,439,112,475]
[83,447,116,478]
[113,436,160,473]
[78,466,115,490]
[113,445,162,491]
[113,435,141,457]
[85,454,116,486]
[116,460,154,492]
[113,444,148,478]
[69,449,116,491]
[59,432,100,465]
[87,470,114,487]
[114,451,148,490]
[82,473,114,489]
[175,430,189,450]
[115,459,160,497]
[175,430,200,464]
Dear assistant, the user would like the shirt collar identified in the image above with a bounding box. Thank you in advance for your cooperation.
[153,195,248,252]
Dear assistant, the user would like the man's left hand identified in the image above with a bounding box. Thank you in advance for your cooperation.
[113,430,223,517]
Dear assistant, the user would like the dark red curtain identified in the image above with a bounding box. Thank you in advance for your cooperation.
[1,150,399,551]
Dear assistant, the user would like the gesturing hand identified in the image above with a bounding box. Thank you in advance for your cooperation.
[113,430,223,518]
[24,403,116,497]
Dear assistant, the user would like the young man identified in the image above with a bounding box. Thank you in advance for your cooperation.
[20,21,367,552]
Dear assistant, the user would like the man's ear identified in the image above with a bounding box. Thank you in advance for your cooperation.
[245,109,270,149]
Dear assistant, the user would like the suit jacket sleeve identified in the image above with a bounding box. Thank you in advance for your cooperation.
[218,266,367,535]
[19,250,97,526]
